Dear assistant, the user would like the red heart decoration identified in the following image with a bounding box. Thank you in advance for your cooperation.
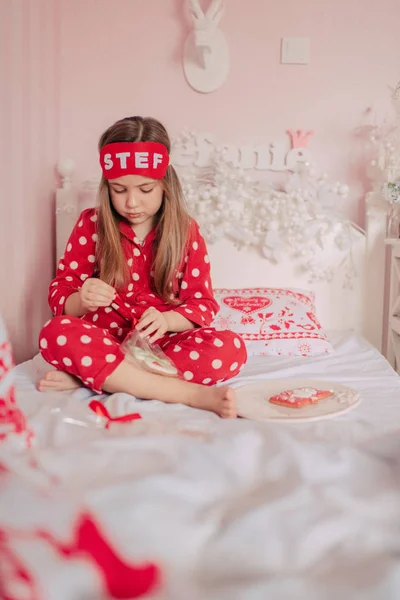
[223,296,272,314]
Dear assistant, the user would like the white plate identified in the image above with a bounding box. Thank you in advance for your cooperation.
[236,379,361,423]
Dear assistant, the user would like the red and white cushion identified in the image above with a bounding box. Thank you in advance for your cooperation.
[212,288,333,357]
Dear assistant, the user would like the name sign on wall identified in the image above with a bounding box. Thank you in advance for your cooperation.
[171,129,314,172]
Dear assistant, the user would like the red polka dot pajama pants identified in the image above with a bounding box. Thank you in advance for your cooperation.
[39,317,247,394]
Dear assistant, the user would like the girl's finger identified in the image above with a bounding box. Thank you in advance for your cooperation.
[141,307,157,318]
[148,332,163,344]
[136,315,157,331]
[139,322,160,338]
[89,281,116,299]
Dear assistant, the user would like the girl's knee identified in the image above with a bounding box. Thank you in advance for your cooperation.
[38,316,80,359]
[218,330,247,362]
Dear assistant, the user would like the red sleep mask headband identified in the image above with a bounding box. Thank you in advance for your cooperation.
[99,142,169,180]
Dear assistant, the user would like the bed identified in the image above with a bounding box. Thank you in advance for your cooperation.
[2,134,400,600]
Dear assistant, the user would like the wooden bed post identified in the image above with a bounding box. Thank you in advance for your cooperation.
[364,193,388,353]
[56,160,78,264]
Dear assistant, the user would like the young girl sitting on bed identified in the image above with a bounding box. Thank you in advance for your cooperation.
[38,116,247,418]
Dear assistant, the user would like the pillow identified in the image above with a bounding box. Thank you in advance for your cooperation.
[212,288,333,357]
[0,316,33,448]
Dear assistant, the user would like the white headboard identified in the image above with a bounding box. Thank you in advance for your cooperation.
[54,132,388,353]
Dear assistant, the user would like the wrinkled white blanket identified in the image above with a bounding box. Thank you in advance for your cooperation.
[2,332,400,599]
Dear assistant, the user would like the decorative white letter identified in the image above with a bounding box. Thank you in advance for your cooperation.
[195,133,216,167]
[239,146,257,169]
[115,152,131,169]
[286,148,312,170]
[135,152,149,168]
[153,153,163,168]
[104,153,113,170]
[268,142,287,172]
[254,145,272,171]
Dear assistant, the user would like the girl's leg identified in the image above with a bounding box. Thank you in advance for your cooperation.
[159,328,248,385]
[103,360,236,418]
[38,317,236,418]
[38,316,125,394]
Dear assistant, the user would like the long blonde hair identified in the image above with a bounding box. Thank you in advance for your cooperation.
[96,116,191,304]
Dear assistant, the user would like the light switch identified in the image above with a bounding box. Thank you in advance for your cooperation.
[281,37,310,65]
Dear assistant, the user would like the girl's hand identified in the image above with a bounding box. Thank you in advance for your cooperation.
[136,308,169,343]
[80,278,116,312]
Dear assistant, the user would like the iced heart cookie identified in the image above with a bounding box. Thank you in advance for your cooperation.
[269,387,334,409]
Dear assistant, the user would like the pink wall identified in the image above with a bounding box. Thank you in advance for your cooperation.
[1,0,399,360]
[59,0,399,223]
[0,0,59,362]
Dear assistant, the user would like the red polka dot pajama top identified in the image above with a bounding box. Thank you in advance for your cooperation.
[39,209,247,393]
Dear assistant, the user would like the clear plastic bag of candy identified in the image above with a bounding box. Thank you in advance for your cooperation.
[121,329,181,378]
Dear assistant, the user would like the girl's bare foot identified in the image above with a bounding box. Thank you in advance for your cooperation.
[38,370,82,392]
[190,386,237,419]
[103,359,238,418]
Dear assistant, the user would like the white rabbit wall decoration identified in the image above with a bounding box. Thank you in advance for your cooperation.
[184,0,230,93]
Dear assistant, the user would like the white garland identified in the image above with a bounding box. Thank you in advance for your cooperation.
[173,131,359,287]
[358,81,400,203]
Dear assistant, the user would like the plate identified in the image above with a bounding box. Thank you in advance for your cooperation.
[236,379,361,423]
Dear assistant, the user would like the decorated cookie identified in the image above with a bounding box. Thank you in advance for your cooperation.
[269,387,334,409]
[132,347,148,362]
[144,357,178,377]
[132,346,178,377]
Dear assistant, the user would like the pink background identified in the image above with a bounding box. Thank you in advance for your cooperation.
[1,0,399,361]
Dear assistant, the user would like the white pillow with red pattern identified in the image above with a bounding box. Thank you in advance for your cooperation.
[212,288,333,357]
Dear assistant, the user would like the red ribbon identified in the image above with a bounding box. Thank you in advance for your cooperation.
[89,400,142,428]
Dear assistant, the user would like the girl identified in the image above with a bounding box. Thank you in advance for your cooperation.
[38,116,247,418]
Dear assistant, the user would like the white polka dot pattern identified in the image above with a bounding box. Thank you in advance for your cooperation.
[42,214,246,389]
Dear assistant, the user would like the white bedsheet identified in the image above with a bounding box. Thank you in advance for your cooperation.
[15,330,400,446]
[2,331,400,599]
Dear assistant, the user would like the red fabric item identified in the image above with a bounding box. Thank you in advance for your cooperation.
[89,400,142,427]
[39,208,247,391]
[0,319,33,447]
[36,513,160,599]
[99,142,169,180]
